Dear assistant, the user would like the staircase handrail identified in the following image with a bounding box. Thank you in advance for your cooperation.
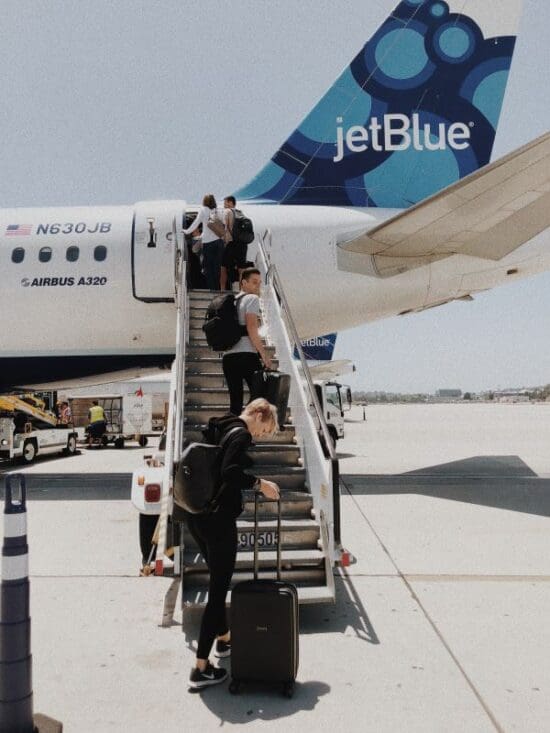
[155,217,188,574]
[255,231,342,559]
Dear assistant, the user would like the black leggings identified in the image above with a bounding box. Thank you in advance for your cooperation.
[186,511,238,660]
[222,352,263,415]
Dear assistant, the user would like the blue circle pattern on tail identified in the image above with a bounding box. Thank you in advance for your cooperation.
[234,0,516,208]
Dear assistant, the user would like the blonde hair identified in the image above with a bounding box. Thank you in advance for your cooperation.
[242,398,278,436]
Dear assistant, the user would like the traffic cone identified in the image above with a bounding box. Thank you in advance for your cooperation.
[0,474,62,733]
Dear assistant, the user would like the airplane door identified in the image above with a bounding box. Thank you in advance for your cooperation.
[132,200,186,301]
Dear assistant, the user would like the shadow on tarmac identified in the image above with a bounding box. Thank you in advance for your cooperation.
[300,574,380,644]
[180,574,379,659]
[342,455,550,517]
[189,678,330,723]
[0,473,130,500]
[180,605,333,721]
[177,572,379,718]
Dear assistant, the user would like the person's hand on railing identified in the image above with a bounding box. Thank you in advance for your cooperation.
[261,353,272,370]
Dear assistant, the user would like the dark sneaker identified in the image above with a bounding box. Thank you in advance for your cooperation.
[188,663,227,690]
[214,639,231,658]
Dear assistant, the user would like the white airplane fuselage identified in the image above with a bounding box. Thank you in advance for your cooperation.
[1,199,549,390]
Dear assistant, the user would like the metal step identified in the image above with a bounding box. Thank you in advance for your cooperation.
[185,388,230,407]
[183,567,326,588]
[183,423,295,444]
[249,466,307,492]
[185,372,227,389]
[187,288,222,303]
[189,326,206,339]
[247,444,302,467]
[185,357,224,374]
[185,357,279,375]
[189,307,209,321]
[189,335,271,349]
[240,489,312,516]
[183,583,335,607]
[185,402,291,425]
[183,518,320,551]
[185,389,293,414]
[174,491,312,523]
[183,548,324,572]
[188,344,276,359]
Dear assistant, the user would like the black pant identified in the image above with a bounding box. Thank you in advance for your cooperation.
[222,352,263,415]
[186,511,238,660]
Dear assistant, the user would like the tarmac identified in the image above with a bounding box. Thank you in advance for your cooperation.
[1,402,550,732]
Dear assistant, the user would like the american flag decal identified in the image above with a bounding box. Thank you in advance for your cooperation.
[6,224,32,236]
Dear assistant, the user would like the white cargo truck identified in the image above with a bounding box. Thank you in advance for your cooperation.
[313,380,352,447]
[0,419,78,464]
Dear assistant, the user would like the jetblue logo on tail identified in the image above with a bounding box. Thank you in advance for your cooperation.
[234,0,519,207]
[334,114,471,162]
[294,333,337,361]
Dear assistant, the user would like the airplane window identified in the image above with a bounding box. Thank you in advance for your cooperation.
[94,245,107,262]
[11,247,25,263]
[66,246,79,262]
[39,247,52,263]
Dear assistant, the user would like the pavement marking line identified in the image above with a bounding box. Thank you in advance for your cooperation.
[340,476,506,733]
[404,574,550,582]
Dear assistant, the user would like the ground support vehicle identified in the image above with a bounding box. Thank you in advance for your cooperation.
[68,394,153,448]
[313,380,352,448]
[0,416,77,464]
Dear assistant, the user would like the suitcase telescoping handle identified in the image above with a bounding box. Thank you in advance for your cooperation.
[253,490,282,582]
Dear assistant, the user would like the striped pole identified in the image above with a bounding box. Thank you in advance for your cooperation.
[0,475,62,733]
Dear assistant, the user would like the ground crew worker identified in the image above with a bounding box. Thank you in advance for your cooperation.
[87,400,106,446]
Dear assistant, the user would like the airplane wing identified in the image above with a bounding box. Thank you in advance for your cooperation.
[305,360,356,381]
[338,132,550,278]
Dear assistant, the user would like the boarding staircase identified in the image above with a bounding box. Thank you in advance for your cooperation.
[155,225,342,620]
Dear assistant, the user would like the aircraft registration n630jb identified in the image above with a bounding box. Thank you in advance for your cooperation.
[1,0,549,391]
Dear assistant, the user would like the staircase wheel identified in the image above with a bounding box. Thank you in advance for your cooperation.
[229,679,241,695]
[282,681,294,698]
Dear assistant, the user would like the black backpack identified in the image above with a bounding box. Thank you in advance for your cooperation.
[231,209,255,245]
[202,292,247,351]
[173,424,247,514]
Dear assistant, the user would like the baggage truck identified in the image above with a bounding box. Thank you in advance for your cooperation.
[0,394,77,464]
[67,393,153,448]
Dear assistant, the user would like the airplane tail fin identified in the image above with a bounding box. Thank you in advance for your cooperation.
[294,333,337,361]
[235,0,521,207]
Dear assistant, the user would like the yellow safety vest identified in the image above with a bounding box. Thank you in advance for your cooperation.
[89,405,105,422]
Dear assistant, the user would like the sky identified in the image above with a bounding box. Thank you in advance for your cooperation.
[0,0,549,393]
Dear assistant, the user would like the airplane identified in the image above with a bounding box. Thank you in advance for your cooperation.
[1,0,549,392]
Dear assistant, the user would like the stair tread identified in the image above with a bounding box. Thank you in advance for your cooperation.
[241,489,309,500]
[236,517,318,528]
[185,549,324,563]
[186,403,288,410]
[182,585,335,606]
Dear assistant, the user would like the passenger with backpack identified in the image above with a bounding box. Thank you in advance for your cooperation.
[221,268,272,415]
[183,194,228,290]
[220,196,254,290]
[186,398,280,690]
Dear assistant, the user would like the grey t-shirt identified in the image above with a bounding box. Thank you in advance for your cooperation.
[224,293,261,355]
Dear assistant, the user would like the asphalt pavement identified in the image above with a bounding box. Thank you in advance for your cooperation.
[2,403,550,732]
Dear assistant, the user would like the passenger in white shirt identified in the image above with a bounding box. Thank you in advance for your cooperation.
[183,194,227,290]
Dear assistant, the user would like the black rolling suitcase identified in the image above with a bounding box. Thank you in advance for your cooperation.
[229,493,299,697]
[252,369,291,429]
